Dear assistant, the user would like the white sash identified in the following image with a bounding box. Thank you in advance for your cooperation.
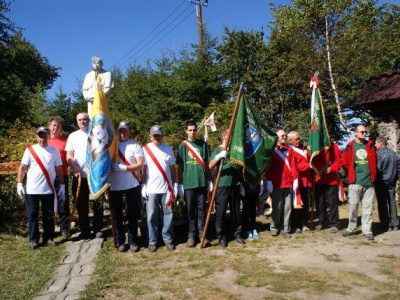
[274,148,291,171]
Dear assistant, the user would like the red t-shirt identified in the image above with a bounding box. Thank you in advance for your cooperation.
[48,137,68,175]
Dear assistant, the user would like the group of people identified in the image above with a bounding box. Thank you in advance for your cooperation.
[17,116,400,250]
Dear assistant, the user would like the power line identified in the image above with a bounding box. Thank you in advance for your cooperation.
[132,8,194,63]
[114,0,191,67]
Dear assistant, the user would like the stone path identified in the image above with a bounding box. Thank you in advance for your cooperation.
[34,234,103,300]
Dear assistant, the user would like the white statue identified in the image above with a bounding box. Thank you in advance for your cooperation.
[82,56,114,114]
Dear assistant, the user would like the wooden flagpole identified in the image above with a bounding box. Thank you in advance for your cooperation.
[200,84,244,248]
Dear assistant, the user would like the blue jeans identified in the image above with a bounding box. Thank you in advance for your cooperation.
[26,194,54,243]
[110,186,141,246]
[146,193,174,245]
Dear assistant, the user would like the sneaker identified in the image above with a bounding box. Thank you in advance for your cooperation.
[46,239,56,247]
[330,227,338,233]
[315,224,323,230]
[342,228,355,237]
[302,226,310,233]
[388,227,393,232]
[247,231,254,240]
[61,231,68,241]
[29,242,38,250]
[130,243,140,253]
[187,238,195,248]
[295,228,302,234]
[219,239,227,248]
[282,232,292,239]
[271,229,279,237]
[234,235,245,245]
[394,227,399,231]
[252,229,260,239]
[165,243,176,251]
[118,244,127,252]
[95,231,103,239]
[363,233,374,241]
[148,244,156,253]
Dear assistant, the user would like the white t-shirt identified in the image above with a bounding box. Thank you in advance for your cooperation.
[21,144,62,194]
[65,129,88,178]
[110,140,143,191]
[143,143,175,194]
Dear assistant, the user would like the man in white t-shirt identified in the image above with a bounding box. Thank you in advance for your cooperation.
[142,125,177,252]
[17,127,65,250]
[110,121,144,252]
[66,112,103,239]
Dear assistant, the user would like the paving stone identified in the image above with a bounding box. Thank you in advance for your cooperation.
[67,275,91,293]
[70,264,83,277]
[33,294,55,300]
[47,278,69,293]
[55,264,72,278]
[63,253,79,264]
[66,243,82,254]
[79,252,97,264]
[81,262,95,276]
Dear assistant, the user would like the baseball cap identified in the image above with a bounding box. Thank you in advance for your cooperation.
[150,125,163,136]
[37,127,49,135]
[117,121,129,130]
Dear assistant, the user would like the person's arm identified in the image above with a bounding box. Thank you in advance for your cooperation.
[55,165,64,184]
[328,143,342,173]
[66,150,80,177]
[127,156,143,172]
[17,164,28,183]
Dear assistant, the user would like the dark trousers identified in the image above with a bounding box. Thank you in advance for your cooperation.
[242,190,259,233]
[72,177,103,234]
[315,184,339,228]
[110,186,141,246]
[55,175,70,233]
[292,187,310,229]
[184,187,207,239]
[26,194,54,243]
[376,182,398,229]
[215,186,242,241]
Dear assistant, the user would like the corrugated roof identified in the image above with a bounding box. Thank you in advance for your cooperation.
[356,72,400,105]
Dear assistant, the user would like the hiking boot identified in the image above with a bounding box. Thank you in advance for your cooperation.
[46,239,56,247]
[29,242,38,250]
[187,238,195,248]
[342,228,355,237]
[165,243,176,251]
[330,227,338,233]
[363,233,374,241]
[148,244,157,253]
[130,243,140,253]
[61,231,68,241]
[117,244,127,252]
[252,229,260,239]
[282,232,292,239]
[95,231,103,239]
[235,235,245,245]
[271,229,279,237]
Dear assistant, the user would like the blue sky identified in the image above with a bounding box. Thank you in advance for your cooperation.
[9,0,291,99]
[9,0,398,100]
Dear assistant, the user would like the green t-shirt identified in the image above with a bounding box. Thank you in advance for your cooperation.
[210,146,239,187]
[354,142,372,185]
[176,139,209,189]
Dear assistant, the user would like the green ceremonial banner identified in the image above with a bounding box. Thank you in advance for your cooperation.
[307,81,331,174]
[229,95,277,187]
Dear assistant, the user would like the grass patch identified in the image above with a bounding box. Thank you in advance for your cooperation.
[0,233,65,299]
[321,253,342,262]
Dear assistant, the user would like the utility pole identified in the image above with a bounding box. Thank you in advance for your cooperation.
[190,0,208,57]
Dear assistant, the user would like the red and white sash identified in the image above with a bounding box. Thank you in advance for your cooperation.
[290,145,308,159]
[181,140,205,169]
[143,144,174,207]
[274,148,291,172]
[118,149,139,182]
[28,146,58,213]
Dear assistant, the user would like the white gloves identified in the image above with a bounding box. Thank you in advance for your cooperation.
[293,179,299,191]
[111,163,128,172]
[17,183,25,199]
[141,184,148,199]
[173,183,178,198]
[58,184,66,201]
[214,150,227,162]
[266,181,273,194]
[207,181,213,193]
[178,184,184,198]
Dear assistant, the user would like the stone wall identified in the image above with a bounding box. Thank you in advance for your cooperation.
[377,116,400,156]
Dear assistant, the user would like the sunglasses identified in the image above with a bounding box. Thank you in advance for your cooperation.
[357,131,367,134]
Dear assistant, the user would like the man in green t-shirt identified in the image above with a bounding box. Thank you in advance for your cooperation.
[209,129,244,247]
[342,124,377,241]
[176,121,212,248]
